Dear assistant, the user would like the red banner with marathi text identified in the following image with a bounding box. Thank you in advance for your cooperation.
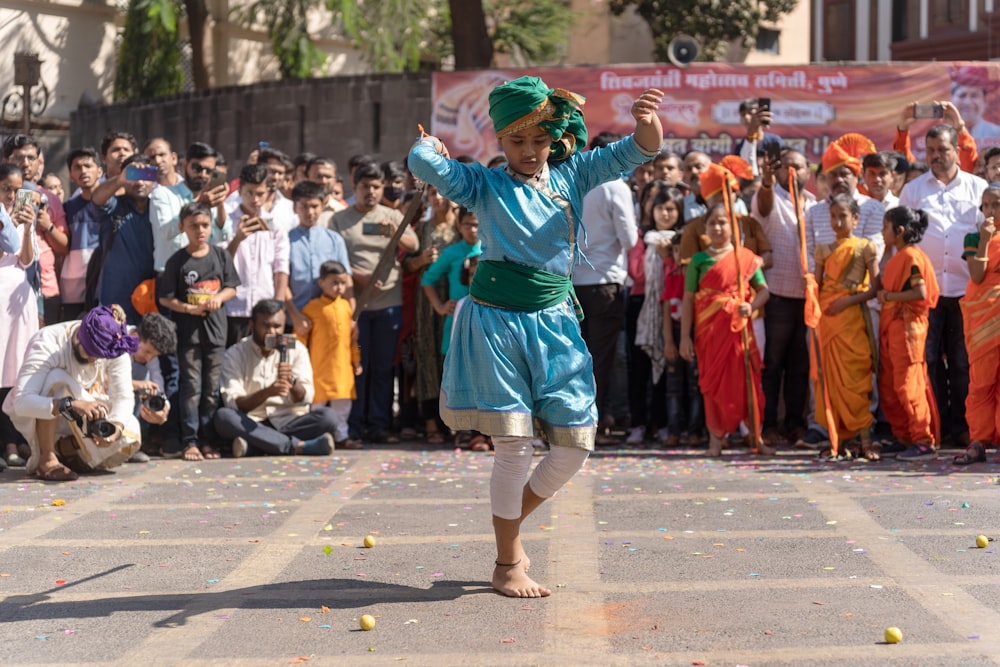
[431,62,1000,166]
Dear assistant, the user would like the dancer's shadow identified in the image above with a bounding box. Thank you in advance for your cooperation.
[1,566,489,628]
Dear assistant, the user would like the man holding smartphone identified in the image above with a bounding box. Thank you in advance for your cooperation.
[149,141,230,274]
[734,97,784,178]
[2,134,69,325]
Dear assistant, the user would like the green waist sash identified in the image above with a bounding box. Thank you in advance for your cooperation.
[470,260,583,321]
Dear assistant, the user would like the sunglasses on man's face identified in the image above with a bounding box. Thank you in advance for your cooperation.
[188,163,213,174]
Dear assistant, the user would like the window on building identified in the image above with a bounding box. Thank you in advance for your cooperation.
[755,27,781,54]
[823,0,856,60]
[929,0,969,34]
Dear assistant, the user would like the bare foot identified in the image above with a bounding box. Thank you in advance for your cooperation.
[492,561,550,598]
[754,438,777,456]
[707,433,725,457]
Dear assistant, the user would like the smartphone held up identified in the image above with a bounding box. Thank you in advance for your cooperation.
[913,103,944,120]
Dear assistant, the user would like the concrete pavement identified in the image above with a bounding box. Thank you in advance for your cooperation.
[2,441,1000,666]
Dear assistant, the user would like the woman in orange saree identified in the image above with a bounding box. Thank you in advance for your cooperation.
[955,185,1000,464]
[815,194,879,459]
[680,204,769,456]
[877,206,940,461]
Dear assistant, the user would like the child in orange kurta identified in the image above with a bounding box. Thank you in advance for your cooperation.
[877,206,940,462]
[299,260,362,445]
[955,185,1000,464]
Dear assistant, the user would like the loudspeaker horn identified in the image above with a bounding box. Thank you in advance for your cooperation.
[667,35,700,68]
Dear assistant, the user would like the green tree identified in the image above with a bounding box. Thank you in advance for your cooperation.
[114,0,213,100]
[609,0,799,62]
[114,0,184,101]
[235,0,328,78]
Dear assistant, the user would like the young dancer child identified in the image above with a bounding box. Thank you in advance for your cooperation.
[955,184,1000,464]
[877,206,940,461]
[814,194,880,459]
[679,202,769,457]
[157,202,239,460]
[409,77,663,598]
[299,260,362,448]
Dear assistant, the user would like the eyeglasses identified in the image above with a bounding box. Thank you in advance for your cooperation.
[10,153,38,164]
[189,163,213,174]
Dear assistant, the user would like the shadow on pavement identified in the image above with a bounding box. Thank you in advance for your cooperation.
[0,575,491,628]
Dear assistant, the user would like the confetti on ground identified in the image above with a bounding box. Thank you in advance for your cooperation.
[51,499,65,507]
[299,616,311,622]
[323,546,333,555]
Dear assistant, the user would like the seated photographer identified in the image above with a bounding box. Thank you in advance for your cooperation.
[2,305,141,481]
[128,312,178,462]
[214,299,337,457]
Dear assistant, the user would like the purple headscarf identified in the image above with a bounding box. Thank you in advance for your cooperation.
[77,305,140,359]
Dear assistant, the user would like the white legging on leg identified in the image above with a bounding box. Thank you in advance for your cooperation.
[490,435,590,520]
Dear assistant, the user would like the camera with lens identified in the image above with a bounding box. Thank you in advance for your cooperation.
[87,419,117,439]
[138,388,167,412]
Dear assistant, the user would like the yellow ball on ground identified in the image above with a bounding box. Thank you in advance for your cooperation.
[976,534,989,548]
[884,627,902,643]
[360,614,376,631]
[364,535,376,548]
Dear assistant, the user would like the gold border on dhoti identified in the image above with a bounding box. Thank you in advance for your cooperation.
[440,391,596,451]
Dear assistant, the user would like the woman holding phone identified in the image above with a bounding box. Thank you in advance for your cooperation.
[0,163,39,469]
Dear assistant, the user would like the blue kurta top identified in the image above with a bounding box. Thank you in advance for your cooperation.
[407,135,657,448]
[408,136,655,278]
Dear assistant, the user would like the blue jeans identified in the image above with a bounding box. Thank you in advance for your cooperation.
[178,344,224,446]
[762,294,809,431]
[926,296,969,438]
[350,306,401,439]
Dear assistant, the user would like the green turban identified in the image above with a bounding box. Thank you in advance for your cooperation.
[488,76,587,161]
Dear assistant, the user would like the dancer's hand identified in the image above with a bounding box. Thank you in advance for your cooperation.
[631,88,664,126]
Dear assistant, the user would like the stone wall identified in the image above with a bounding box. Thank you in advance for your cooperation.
[70,72,433,189]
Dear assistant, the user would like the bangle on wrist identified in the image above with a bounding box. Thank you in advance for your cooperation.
[760,181,774,189]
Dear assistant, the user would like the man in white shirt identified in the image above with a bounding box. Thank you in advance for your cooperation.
[899,124,988,450]
[573,132,638,444]
[753,149,815,447]
[214,299,337,457]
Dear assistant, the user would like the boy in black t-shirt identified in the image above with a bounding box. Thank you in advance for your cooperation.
[157,202,239,461]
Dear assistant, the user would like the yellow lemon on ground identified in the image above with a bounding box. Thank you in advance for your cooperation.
[364,535,376,548]
[976,534,990,548]
[884,627,902,643]
[360,614,376,631]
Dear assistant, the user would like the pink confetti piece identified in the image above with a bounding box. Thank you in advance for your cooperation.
[432,572,444,577]
[499,637,516,643]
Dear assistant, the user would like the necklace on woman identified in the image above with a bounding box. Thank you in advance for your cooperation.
[706,243,733,257]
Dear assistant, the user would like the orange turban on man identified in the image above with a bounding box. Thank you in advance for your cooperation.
[821,133,876,175]
[700,158,752,202]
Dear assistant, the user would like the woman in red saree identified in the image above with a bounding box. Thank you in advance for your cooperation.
[954,185,1000,464]
[680,204,769,456]
[877,206,940,461]
[815,194,879,459]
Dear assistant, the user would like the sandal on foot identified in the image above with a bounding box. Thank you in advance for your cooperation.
[181,445,204,461]
[859,440,882,462]
[201,446,221,460]
[425,430,445,445]
[954,441,987,465]
[36,465,79,482]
